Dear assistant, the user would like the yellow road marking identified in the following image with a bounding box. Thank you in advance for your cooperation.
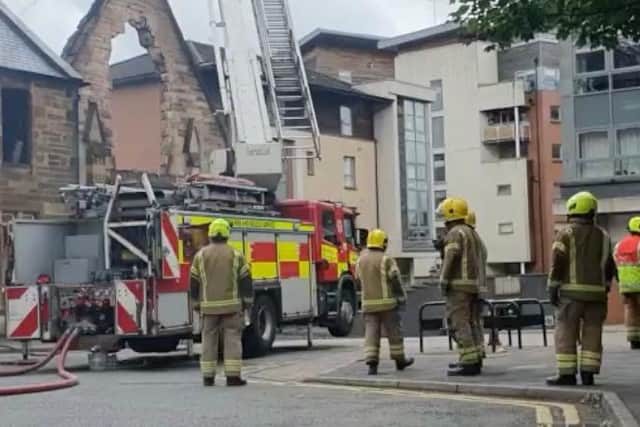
[251,379,579,427]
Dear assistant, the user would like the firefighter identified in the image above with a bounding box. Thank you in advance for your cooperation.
[356,229,414,375]
[613,216,640,349]
[547,192,616,387]
[465,210,488,361]
[190,218,253,387]
[439,197,483,376]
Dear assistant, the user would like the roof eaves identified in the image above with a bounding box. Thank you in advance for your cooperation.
[0,0,82,80]
[300,27,384,51]
[378,22,461,51]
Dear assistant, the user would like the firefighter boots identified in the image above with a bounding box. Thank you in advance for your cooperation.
[395,357,414,371]
[447,363,481,377]
[581,372,595,386]
[631,341,640,350]
[203,377,215,387]
[367,362,378,376]
[227,377,247,386]
[546,375,577,386]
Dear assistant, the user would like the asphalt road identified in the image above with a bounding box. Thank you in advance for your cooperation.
[0,339,574,426]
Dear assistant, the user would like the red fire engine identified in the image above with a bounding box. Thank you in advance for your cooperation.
[3,175,363,356]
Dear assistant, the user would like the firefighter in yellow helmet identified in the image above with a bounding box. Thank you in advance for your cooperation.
[439,198,484,376]
[465,210,489,361]
[614,216,640,349]
[190,218,252,387]
[356,229,414,375]
[547,192,616,387]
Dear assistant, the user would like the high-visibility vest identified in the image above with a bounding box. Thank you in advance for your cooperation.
[614,234,640,294]
[549,220,611,302]
[191,243,250,315]
[356,249,400,313]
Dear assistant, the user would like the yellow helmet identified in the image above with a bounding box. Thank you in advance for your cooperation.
[566,191,598,216]
[629,216,640,234]
[466,210,476,228]
[438,197,469,223]
[367,229,388,249]
[208,218,231,239]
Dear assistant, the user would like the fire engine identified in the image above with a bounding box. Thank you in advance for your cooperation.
[3,174,362,356]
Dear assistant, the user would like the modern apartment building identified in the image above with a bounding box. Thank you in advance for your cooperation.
[558,41,640,324]
[379,24,562,275]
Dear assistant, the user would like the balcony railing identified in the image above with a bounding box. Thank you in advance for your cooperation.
[483,123,531,144]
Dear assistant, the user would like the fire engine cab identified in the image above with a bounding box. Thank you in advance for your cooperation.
[3,175,363,356]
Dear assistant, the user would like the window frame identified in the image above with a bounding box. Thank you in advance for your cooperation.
[550,105,561,122]
[576,129,614,178]
[306,151,315,176]
[339,105,353,137]
[343,156,356,190]
[321,209,338,245]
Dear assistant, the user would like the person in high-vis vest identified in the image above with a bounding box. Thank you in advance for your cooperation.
[190,219,252,387]
[439,198,483,376]
[465,210,488,361]
[547,192,616,387]
[614,216,640,349]
[356,229,414,375]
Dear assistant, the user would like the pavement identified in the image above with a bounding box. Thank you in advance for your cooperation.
[0,338,551,427]
[311,327,640,427]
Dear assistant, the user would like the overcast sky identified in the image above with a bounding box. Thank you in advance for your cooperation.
[4,0,453,62]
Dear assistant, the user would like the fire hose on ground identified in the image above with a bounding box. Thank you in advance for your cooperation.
[0,328,80,396]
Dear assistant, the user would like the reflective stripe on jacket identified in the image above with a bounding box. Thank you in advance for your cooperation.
[356,249,401,313]
[440,224,480,293]
[548,219,612,302]
[614,234,640,294]
[191,243,250,315]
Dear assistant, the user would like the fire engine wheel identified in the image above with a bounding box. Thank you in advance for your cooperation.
[243,295,277,358]
[328,290,355,337]
[126,337,181,354]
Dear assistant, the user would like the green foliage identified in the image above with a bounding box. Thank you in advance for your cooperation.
[450,0,640,49]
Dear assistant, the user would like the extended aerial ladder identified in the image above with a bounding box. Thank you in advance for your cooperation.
[209,0,321,192]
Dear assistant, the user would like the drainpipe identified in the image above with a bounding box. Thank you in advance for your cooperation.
[374,137,381,228]
[514,73,521,159]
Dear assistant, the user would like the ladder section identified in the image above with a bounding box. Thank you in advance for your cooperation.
[254,0,321,159]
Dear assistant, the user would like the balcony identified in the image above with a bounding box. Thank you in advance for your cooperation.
[483,122,531,144]
[478,80,527,111]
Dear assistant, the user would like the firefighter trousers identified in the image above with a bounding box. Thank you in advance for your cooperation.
[470,295,485,357]
[447,291,481,366]
[364,309,406,364]
[624,294,640,343]
[554,300,606,375]
[200,312,243,379]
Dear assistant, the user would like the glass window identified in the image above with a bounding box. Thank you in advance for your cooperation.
[430,80,443,111]
[613,90,640,124]
[613,70,640,90]
[343,156,356,189]
[432,117,444,149]
[576,50,606,74]
[552,144,562,161]
[497,184,512,196]
[340,106,353,136]
[578,131,613,178]
[434,190,447,209]
[434,153,446,183]
[343,216,355,245]
[575,75,609,94]
[498,222,515,235]
[579,131,609,160]
[550,106,561,122]
[322,210,337,244]
[575,93,610,128]
[614,46,640,69]
[617,128,640,176]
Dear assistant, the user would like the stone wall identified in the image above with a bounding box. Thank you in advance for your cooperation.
[0,73,77,217]
[62,0,222,183]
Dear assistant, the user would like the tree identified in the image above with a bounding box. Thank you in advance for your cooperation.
[450,0,640,50]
